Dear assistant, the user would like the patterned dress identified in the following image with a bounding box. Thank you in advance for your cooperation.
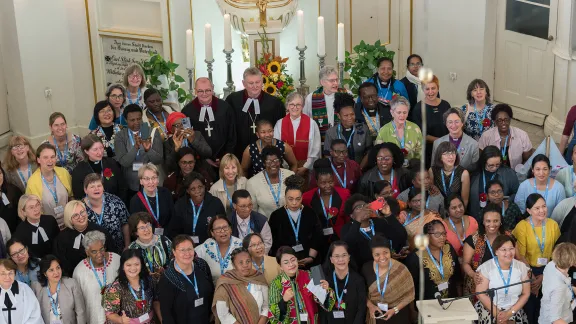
[375,121,423,160]
[194,237,243,284]
[41,133,84,173]
[102,278,157,323]
[85,193,129,252]
[432,165,465,198]
[249,140,287,175]
[128,235,172,275]
[460,103,495,141]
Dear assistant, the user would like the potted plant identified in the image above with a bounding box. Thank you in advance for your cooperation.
[342,40,395,95]
[141,52,192,106]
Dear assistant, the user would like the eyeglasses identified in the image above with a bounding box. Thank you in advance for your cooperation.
[488,189,503,195]
[442,151,457,156]
[176,248,194,254]
[332,149,348,156]
[10,145,26,151]
[137,223,152,231]
[72,210,87,220]
[428,232,447,238]
[265,158,280,165]
[324,78,339,84]
[212,225,230,233]
[88,247,106,255]
[288,103,303,109]
[196,89,212,95]
[25,202,42,211]
[408,62,423,68]
[446,120,462,126]
[99,108,114,115]
[180,160,195,166]
[0,271,14,278]
[141,176,159,182]
[9,247,27,258]
[353,203,367,211]
[128,74,142,80]
[249,242,265,249]
[486,162,501,169]
[109,94,124,100]
[331,253,349,260]
[376,156,392,162]
[495,118,510,124]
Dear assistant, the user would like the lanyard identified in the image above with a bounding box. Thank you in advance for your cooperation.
[190,200,204,235]
[333,271,349,308]
[529,217,546,255]
[482,171,496,194]
[403,212,422,226]
[286,208,302,243]
[128,130,141,157]
[289,278,304,312]
[502,201,506,216]
[253,259,265,273]
[337,124,355,148]
[128,88,141,105]
[17,164,32,188]
[473,104,488,133]
[145,248,155,271]
[217,239,233,274]
[568,281,576,301]
[375,261,392,300]
[317,189,333,223]
[494,258,513,295]
[265,171,282,208]
[41,173,59,204]
[533,178,550,201]
[359,220,375,240]
[330,160,347,189]
[426,247,445,280]
[143,190,160,222]
[363,107,380,132]
[149,111,168,134]
[87,196,105,225]
[128,280,145,301]
[378,169,394,186]
[223,181,237,210]
[392,122,405,149]
[377,78,392,100]
[89,257,107,289]
[175,262,200,297]
[47,281,61,317]
[448,217,466,246]
[441,170,455,196]
[486,235,495,258]
[501,135,509,159]
[53,135,69,167]
[572,167,576,197]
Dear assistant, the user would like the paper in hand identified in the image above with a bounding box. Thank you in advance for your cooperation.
[307,278,327,304]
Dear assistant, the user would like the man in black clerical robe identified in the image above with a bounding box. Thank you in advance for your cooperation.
[225,67,286,159]
[181,78,236,163]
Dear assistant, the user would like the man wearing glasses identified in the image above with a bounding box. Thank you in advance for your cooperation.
[228,189,272,254]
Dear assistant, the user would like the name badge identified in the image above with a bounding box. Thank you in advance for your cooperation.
[1,195,9,205]
[378,303,388,312]
[293,244,304,252]
[480,201,487,208]
[50,320,63,324]
[133,162,144,171]
[194,297,204,307]
[323,228,334,236]
[154,228,164,236]
[572,272,576,280]
[191,236,200,244]
[299,313,308,322]
[437,282,449,292]
[500,294,511,305]
[54,205,64,215]
[537,258,548,266]
[138,313,150,323]
[572,299,576,311]
[333,311,345,319]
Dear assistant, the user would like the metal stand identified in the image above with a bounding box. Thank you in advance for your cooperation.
[205,59,215,83]
[187,68,196,100]
[223,49,235,99]
[296,46,309,97]
[338,61,345,88]
[318,54,326,70]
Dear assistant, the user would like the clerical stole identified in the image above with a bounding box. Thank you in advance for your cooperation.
[311,87,348,142]
[281,115,310,162]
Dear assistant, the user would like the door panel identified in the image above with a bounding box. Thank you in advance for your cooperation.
[0,41,9,136]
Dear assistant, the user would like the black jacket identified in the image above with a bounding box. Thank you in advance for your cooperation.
[72,157,126,203]
[168,192,225,243]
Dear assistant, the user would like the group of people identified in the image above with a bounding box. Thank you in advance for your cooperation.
[0,53,575,324]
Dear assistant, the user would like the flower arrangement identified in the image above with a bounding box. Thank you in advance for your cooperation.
[256,53,295,103]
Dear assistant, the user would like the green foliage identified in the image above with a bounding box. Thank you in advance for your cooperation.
[342,40,395,95]
[141,52,192,104]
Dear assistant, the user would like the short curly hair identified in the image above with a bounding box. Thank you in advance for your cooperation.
[344,193,370,216]
[367,143,404,170]
[491,103,513,120]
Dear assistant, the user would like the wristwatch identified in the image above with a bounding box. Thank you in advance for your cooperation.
[393,307,399,314]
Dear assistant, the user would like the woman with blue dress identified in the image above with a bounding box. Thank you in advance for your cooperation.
[460,79,494,141]
[514,154,565,218]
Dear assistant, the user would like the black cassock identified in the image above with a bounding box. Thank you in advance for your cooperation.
[225,90,285,159]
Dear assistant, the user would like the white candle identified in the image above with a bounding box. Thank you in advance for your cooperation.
[297,10,305,49]
[337,23,345,62]
[186,29,194,69]
[204,23,213,61]
[223,14,232,52]
[317,16,325,56]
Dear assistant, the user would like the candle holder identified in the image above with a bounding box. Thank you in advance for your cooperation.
[318,54,326,70]
[338,61,345,88]
[296,46,310,97]
[205,59,215,83]
[223,49,235,99]
[187,68,196,100]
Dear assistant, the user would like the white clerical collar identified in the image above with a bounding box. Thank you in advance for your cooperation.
[323,92,335,97]
[242,98,261,114]
[199,104,215,122]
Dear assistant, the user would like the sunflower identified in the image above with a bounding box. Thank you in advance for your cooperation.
[267,61,281,75]
[262,75,270,85]
[263,83,277,96]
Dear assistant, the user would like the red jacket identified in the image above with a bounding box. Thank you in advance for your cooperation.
[302,186,351,237]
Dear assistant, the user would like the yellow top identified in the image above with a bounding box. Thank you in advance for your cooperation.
[512,218,560,267]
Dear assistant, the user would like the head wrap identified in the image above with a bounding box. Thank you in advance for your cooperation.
[165,112,186,135]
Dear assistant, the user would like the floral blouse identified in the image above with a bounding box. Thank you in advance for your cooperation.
[90,124,122,158]
[85,193,129,252]
[375,120,423,160]
[128,235,173,275]
[41,133,84,173]
[194,237,243,283]
[103,279,157,323]
[460,103,495,141]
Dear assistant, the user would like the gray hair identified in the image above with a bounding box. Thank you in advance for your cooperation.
[285,92,304,105]
[83,230,106,250]
[442,107,465,125]
[243,67,262,80]
[105,83,126,98]
[390,96,410,113]
[319,66,338,81]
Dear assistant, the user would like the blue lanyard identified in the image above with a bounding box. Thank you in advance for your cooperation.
[265,171,282,208]
[376,78,392,100]
[41,173,58,204]
[568,281,576,301]
[441,170,455,196]
[572,167,576,197]
[289,278,304,312]
[501,135,509,159]
[473,104,488,133]
[337,124,355,148]
[378,169,394,186]
[253,259,265,273]
[217,239,233,274]
[529,217,546,255]
[375,261,392,300]
[482,171,496,194]
[47,281,61,317]
[494,258,513,295]
[149,111,167,134]
[426,247,445,280]
[145,248,155,272]
[128,130,141,157]
[89,257,107,289]
[190,200,204,235]
[317,189,333,223]
[53,135,69,167]
[128,88,141,105]
[448,217,466,246]
[502,201,506,216]
[223,181,237,210]
[128,280,145,301]
[143,190,160,222]
[486,236,495,258]
[362,107,380,132]
[16,270,30,285]
[286,208,302,243]
[403,212,422,226]
[392,122,405,149]
[333,271,349,308]
[533,178,550,201]
[17,164,31,188]
[359,220,375,240]
[330,160,347,189]
[87,196,105,225]
[175,262,200,297]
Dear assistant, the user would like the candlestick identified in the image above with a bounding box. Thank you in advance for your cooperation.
[317,16,325,57]
[205,59,215,83]
[204,23,213,61]
[318,54,326,70]
[223,49,235,99]
[296,46,309,97]
[186,29,194,69]
[297,10,305,49]
[337,23,345,63]
[187,68,196,100]
[223,14,232,52]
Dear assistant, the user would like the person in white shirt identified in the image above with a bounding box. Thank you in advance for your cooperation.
[539,243,576,324]
[274,92,321,178]
[475,234,530,323]
[229,190,272,254]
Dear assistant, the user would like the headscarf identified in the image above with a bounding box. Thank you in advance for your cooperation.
[165,112,186,135]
